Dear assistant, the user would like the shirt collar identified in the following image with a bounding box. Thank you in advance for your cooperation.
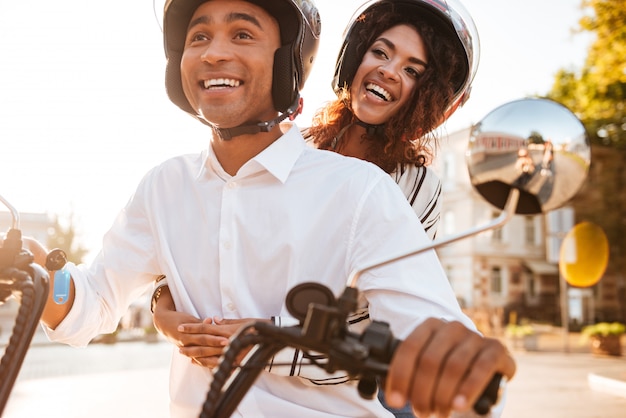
[198,123,305,184]
[252,123,305,184]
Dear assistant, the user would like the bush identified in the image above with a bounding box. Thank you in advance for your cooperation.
[505,324,535,338]
[581,322,625,340]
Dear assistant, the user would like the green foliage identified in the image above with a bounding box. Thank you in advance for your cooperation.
[46,214,88,264]
[546,2,626,324]
[546,0,626,147]
[505,324,535,338]
[581,322,626,340]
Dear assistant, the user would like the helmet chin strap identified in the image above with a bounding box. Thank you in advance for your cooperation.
[211,98,301,141]
[355,118,385,138]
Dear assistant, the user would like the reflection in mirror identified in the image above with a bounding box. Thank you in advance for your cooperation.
[467,98,590,215]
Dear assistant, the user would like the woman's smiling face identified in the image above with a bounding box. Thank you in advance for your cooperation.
[350,24,428,126]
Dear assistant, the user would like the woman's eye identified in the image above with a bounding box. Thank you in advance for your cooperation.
[405,67,423,78]
[406,68,418,77]
[371,48,388,59]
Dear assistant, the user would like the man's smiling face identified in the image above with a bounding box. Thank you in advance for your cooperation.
[180,0,281,128]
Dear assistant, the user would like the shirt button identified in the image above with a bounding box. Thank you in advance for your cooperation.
[223,241,232,250]
[227,303,236,311]
[227,182,237,189]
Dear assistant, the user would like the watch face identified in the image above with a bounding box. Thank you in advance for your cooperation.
[45,248,68,271]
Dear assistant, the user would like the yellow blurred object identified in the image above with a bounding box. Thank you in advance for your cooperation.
[559,222,609,287]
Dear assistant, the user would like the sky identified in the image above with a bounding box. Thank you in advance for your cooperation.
[0,0,592,260]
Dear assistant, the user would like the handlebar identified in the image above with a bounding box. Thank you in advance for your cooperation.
[201,284,503,417]
[0,195,51,415]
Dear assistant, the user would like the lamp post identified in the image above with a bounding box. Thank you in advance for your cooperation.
[546,207,574,352]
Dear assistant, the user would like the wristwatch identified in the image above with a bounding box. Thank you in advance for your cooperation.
[150,275,168,314]
[45,248,71,305]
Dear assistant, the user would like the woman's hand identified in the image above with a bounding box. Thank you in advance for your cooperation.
[177,317,258,367]
[152,286,226,353]
[152,286,265,367]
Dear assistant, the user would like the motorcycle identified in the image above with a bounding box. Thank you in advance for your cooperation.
[0,98,590,417]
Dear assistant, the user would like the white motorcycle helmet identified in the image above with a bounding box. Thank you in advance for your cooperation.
[333,0,480,125]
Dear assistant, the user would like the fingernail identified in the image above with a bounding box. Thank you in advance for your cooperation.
[452,395,467,410]
[385,392,404,408]
[177,325,184,332]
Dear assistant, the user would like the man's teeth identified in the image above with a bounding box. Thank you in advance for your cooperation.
[203,78,241,89]
[366,83,392,101]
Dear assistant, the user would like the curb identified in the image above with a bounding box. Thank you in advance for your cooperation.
[588,372,626,399]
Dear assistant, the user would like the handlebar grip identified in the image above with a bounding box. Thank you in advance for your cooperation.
[364,321,502,415]
[474,373,503,415]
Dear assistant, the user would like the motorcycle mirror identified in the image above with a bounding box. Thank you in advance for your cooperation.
[467,97,590,214]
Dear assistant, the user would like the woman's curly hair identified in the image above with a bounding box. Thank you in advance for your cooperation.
[309,1,466,173]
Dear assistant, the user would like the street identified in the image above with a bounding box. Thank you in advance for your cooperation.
[4,339,171,418]
[3,336,626,417]
[502,351,626,418]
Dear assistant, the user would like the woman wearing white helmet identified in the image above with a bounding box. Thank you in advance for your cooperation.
[309,0,479,240]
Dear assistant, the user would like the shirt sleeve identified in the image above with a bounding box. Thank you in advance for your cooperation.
[42,171,162,347]
[348,173,475,339]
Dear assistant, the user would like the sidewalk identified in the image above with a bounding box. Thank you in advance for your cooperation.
[503,351,626,418]
[500,329,626,417]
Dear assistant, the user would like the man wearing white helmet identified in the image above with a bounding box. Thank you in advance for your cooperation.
[35,0,515,417]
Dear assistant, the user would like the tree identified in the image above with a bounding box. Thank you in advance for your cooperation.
[547,0,626,147]
[47,213,88,264]
[546,0,626,322]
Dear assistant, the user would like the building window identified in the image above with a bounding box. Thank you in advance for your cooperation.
[525,216,536,245]
[492,211,502,242]
[490,266,502,294]
[528,275,536,298]
[522,265,534,297]
[511,269,521,285]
